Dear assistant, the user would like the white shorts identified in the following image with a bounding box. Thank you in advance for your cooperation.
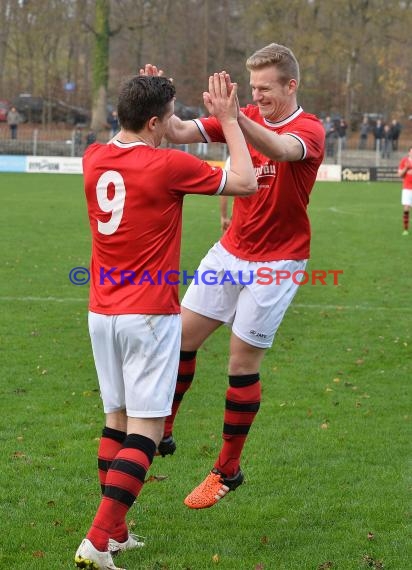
[401,189,412,207]
[181,242,307,348]
[88,312,181,417]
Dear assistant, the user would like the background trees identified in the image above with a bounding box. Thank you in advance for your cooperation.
[0,0,411,129]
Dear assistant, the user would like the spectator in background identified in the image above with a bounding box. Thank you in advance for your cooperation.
[373,118,384,151]
[108,110,119,138]
[7,106,21,139]
[323,116,336,158]
[381,124,392,159]
[337,118,348,150]
[390,119,401,151]
[358,116,369,149]
[74,128,83,155]
[85,130,96,147]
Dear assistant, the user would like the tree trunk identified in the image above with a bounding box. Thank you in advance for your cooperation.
[91,0,110,132]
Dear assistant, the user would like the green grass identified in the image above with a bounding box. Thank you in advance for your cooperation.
[0,174,410,569]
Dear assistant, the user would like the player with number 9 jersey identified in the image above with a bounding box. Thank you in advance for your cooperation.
[83,141,226,315]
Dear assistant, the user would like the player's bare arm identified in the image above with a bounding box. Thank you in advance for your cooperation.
[206,72,256,196]
[220,196,231,232]
[238,111,304,162]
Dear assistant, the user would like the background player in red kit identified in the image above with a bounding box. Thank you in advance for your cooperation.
[144,42,325,509]
[398,146,412,236]
[74,74,257,569]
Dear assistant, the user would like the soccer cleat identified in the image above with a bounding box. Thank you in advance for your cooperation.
[184,467,244,509]
[156,435,176,457]
[74,538,125,570]
[108,533,145,555]
[402,230,409,236]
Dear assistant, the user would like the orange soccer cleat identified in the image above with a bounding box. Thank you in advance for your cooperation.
[184,467,244,509]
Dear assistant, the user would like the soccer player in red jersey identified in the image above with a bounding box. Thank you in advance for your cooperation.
[398,146,412,236]
[74,73,257,569]
[144,43,325,509]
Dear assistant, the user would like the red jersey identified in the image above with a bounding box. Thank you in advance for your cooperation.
[83,140,226,315]
[399,156,412,190]
[194,105,325,261]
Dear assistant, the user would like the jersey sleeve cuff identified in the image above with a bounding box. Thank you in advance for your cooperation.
[193,119,211,143]
[215,169,227,195]
[285,133,306,160]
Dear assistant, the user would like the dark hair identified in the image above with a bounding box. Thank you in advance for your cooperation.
[117,76,176,131]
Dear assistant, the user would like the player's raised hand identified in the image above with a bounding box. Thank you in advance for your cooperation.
[139,64,164,77]
[203,72,238,124]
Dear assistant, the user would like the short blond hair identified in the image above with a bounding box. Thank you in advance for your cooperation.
[246,43,300,85]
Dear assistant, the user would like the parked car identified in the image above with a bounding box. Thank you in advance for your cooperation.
[174,100,204,120]
[11,93,89,125]
[0,99,10,121]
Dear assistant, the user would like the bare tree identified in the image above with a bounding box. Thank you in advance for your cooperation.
[89,0,111,132]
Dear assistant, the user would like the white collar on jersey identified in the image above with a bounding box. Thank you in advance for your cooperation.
[263,106,303,128]
[111,139,148,148]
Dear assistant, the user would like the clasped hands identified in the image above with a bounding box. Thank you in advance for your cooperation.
[139,64,240,122]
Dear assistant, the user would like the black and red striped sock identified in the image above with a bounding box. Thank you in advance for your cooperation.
[86,433,156,551]
[403,210,409,230]
[98,426,126,493]
[97,427,127,542]
[163,350,197,438]
[215,373,261,477]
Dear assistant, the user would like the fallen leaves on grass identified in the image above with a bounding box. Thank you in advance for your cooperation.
[260,535,269,545]
[82,390,94,397]
[32,551,45,558]
[362,554,384,569]
[145,474,168,483]
[318,562,333,569]
[12,451,26,459]
[367,532,375,540]
[254,564,265,570]
[212,553,220,563]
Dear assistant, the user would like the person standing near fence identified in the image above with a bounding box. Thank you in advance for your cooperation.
[7,106,21,139]
[373,118,384,151]
[381,124,392,159]
[358,116,369,149]
[337,118,348,150]
[398,146,412,236]
[108,110,120,138]
[390,119,401,151]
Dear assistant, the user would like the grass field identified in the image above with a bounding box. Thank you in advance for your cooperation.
[0,173,410,570]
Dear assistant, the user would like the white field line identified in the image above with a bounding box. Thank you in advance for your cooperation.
[0,296,87,303]
[293,303,410,312]
[0,296,409,312]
